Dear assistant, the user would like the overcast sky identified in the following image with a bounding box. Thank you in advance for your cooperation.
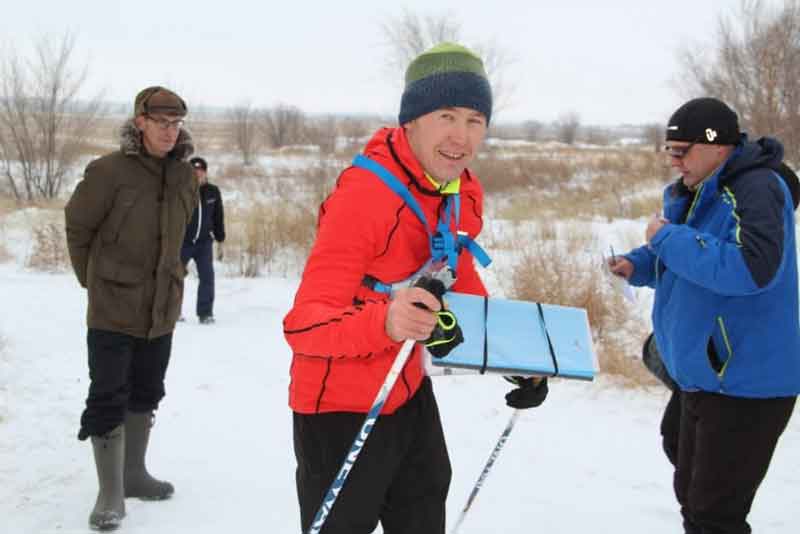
[1,0,759,126]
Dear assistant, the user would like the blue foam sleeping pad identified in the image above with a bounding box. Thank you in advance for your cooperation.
[430,292,597,380]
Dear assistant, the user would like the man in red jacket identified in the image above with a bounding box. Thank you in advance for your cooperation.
[283,42,547,534]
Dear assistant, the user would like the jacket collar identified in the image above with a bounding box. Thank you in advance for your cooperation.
[363,127,443,196]
[119,119,195,161]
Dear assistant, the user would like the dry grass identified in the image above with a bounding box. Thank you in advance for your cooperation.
[0,226,10,263]
[0,241,10,264]
[0,196,20,217]
[223,197,319,278]
[0,333,6,424]
[503,224,656,387]
[473,150,577,195]
[216,155,340,277]
[0,200,12,262]
[1,198,68,265]
[476,146,671,222]
[27,222,69,272]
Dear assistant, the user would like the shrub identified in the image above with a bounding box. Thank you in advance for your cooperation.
[224,199,318,278]
[0,240,10,264]
[27,222,69,272]
[0,209,11,263]
[503,224,656,387]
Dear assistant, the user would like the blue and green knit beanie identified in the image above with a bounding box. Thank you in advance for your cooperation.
[398,42,492,125]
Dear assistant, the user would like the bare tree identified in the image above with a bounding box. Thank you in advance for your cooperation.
[338,116,371,150]
[258,103,306,149]
[303,114,338,155]
[226,100,259,165]
[583,126,611,146]
[382,9,461,79]
[643,123,663,153]
[0,33,104,200]
[677,0,800,162]
[381,9,516,118]
[555,112,581,145]
[522,119,544,142]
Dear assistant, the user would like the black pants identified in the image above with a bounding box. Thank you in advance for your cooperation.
[293,377,451,534]
[181,239,215,318]
[668,390,795,534]
[660,388,681,467]
[78,329,172,440]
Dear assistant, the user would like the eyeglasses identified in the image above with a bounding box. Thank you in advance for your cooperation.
[664,142,696,159]
[146,115,185,131]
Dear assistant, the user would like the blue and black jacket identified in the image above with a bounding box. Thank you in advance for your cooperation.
[183,182,225,245]
[626,136,800,398]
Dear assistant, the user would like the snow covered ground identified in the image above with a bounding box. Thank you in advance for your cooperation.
[1,265,798,533]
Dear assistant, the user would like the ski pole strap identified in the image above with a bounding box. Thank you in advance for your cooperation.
[435,310,457,331]
[536,302,560,377]
[481,295,489,374]
[424,310,460,349]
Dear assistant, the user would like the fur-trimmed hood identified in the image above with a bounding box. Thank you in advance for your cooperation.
[119,119,195,161]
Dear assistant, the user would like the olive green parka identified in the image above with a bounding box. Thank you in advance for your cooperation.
[65,120,198,339]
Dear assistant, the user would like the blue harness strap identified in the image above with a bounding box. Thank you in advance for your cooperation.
[352,154,491,293]
[459,233,491,268]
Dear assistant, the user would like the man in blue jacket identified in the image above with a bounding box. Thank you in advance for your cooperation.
[610,97,800,534]
[181,156,225,324]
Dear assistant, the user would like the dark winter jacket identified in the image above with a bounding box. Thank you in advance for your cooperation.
[65,120,197,339]
[183,182,225,245]
[626,136,800,398]
[283,126,488,415]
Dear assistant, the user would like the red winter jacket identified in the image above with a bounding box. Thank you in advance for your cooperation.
[283,126,488,414]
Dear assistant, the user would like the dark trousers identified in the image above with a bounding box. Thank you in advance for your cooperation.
[78,329,172,440]
[181,239,215,318]
[293,378,451,534]
[667,390,796,534]
[661,388,681,467]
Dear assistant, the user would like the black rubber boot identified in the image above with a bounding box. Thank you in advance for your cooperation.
[123,411,175,500]
[89,425,126,531]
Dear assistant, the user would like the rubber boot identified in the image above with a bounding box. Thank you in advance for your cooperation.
[89,425,126,531]
[124,411,174,499]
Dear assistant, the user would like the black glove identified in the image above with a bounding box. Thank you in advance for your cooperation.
[413,276,464,358]
[504,376,548,409]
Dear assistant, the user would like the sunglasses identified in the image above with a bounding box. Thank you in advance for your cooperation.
[664,142,696,159]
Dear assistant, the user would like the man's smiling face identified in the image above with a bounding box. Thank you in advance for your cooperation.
[405,107,488,183]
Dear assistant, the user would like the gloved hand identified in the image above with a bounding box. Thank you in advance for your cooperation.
[413,276,464,358]
[504,376,548,409]
[216,243,224,261]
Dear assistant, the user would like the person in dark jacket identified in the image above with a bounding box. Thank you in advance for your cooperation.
[65,86,197,530]
[181,156,225,324]
[610,97,800,534]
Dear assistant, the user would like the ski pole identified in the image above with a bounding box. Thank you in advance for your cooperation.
[451,409,521,534]
[306,338,416,534]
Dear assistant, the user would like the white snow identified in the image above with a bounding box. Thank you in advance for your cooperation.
[1,265,798,533]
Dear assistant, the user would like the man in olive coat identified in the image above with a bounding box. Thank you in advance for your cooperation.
[65,86,197,531]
